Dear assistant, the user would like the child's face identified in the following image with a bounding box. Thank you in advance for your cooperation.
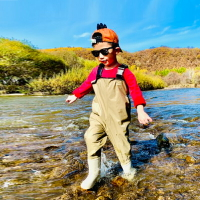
[93,42,120,67]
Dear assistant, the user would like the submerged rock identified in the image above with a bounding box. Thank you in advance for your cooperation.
[156,133,171,150]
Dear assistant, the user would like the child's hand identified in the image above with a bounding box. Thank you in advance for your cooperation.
[66,95,77,104]
[137,111,152,125]
[137,105,153,125]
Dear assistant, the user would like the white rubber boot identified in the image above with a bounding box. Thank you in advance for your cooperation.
[81,157,101,189]
[121,161,136,181]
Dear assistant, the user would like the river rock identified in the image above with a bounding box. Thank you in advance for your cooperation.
[185,155,196,164]
[117,193,137,200]
[157,196,165,200]
[111,176,127,187]
[48,158,85,179]
[96,189,113,199]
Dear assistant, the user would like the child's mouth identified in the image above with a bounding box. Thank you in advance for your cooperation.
[100,60,107,64]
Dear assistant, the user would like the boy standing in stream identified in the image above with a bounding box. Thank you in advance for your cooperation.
[66,23,152,190]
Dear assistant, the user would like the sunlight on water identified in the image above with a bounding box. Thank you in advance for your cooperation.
[0,88,199,199]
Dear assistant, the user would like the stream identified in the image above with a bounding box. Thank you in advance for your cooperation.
[0,88,199,200]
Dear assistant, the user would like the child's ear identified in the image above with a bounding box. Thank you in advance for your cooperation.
[115,47,121,54]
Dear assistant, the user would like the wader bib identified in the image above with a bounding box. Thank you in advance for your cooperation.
[84,64,132,166]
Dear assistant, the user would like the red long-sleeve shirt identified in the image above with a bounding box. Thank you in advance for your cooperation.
[72,66,146,108]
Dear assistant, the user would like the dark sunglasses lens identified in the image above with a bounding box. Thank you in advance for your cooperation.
[91,51,99,57]
[101,49,109,55]
[91,47,112,57]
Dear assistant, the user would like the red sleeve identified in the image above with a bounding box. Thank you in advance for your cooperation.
[124,68,146,108]
[72,67,98,98]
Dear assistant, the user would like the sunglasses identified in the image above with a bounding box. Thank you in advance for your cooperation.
[91,47,113,57]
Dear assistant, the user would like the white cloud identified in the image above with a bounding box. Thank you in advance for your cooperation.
[73,32,90,38]
[174,23,197,35]
[123,26,200,52]
[155,26,170,35]
[178,30,190,35]
[143,25,158,30]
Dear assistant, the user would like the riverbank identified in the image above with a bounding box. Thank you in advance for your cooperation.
[1,84,200,96]
[164,83,200,89]
[0,91,53,96]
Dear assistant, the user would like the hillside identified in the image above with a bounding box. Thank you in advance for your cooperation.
[121,47,200,71]
[41,47,200,71]
[1,39,200,94]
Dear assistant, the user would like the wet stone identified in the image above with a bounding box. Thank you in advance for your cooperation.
[43,145,60,151]
[117,192,138,200]
[96,182,113,200]
[185,155,196,164]
[48,159,85,179]
[111,176,128,187]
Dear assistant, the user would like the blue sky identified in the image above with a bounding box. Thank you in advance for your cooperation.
[0,0,200,52]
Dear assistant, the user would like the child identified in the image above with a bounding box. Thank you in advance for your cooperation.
[66,23,152,190]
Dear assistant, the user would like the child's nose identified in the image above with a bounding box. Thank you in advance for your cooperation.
[99,52,104,58]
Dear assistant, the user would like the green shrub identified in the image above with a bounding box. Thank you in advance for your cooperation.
[173,67,187,74]
[155,67,187,77]
[155,69,171,76]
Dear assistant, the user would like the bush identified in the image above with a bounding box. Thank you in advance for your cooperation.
[192,71,200,84]
[28,75,54,94]
[155,67,187,76]
[163,72,181,86]
[28,64,93,94]
[155,69,171,76]
[129,66,166,90]
[180,70,194,84]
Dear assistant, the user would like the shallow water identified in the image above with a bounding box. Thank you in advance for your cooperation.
[0,88,199,200]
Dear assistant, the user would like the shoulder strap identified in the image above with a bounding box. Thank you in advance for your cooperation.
[116,64,128,80]
[92,64,128,84]
[96,63,104,79]
[91,63,104,84]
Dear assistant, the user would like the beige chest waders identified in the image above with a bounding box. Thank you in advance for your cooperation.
[84,64,132,166]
